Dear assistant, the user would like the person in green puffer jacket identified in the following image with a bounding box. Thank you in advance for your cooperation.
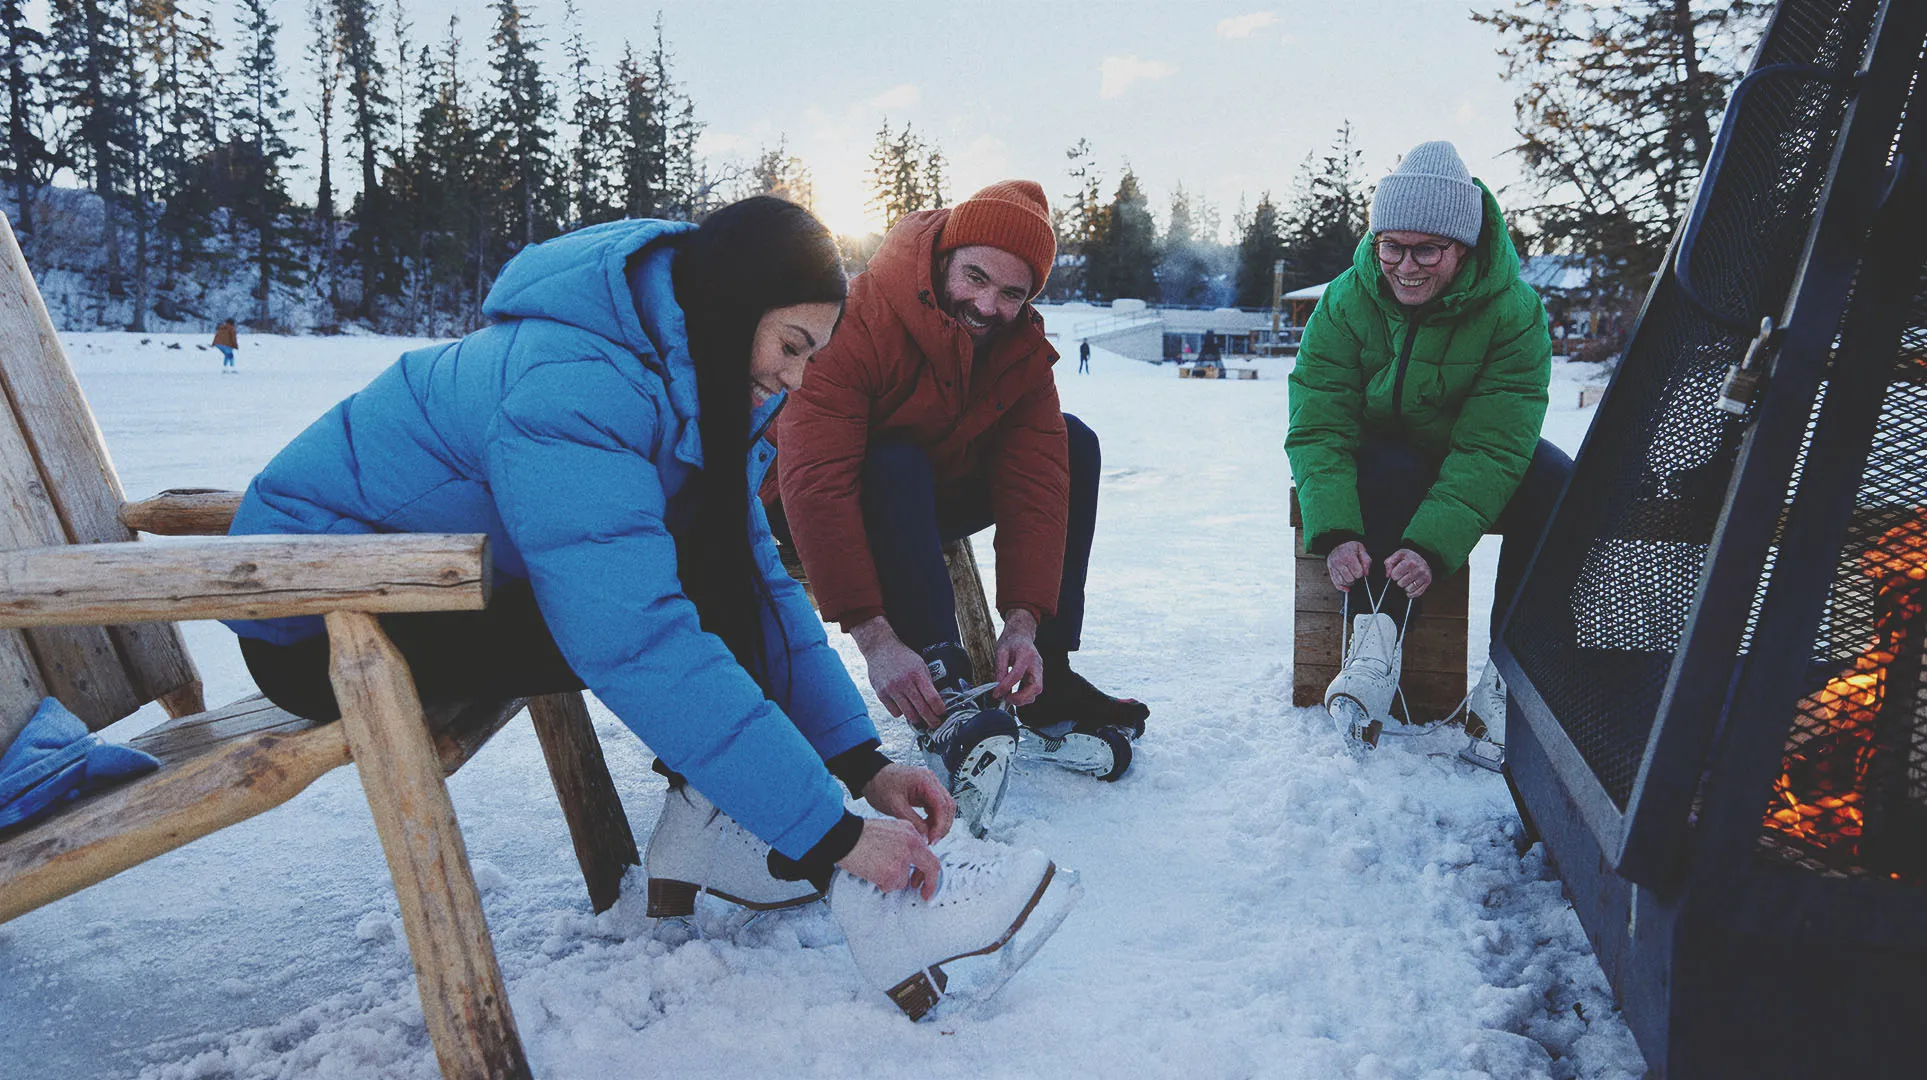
[1287,140,1573,747]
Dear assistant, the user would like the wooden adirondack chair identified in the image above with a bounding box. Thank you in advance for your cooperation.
[0,213,640,1080]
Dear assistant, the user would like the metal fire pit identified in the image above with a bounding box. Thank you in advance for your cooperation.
[1496,1,1927,1076]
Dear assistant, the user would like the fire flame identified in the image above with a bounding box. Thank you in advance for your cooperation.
[1764,512,1927,857]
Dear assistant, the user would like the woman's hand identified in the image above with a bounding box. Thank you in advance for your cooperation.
[1326,541,1371,591]
[862,763,955,843]
[1384,548,1433,597]
[836,818,943,899]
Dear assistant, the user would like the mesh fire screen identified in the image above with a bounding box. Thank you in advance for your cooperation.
[1504,0,1882,809]
[1758,312,1927,881]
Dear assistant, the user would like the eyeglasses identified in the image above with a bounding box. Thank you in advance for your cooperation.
[1374,238,1458,267]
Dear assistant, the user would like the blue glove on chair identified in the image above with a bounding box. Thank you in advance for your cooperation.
[0,698,160,830]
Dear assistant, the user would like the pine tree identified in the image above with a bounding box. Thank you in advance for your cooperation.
[402,16,491,329]
[1473,0,1769,290]
[560,0,616,226]
[649,18,704,219]
[307,0,341,310]
[1084,167,1156,301]
[1,0,48,250]
[137,1,223,288]
[1049,138,1104,300]
[613,42,663,218]
[1278,121,1369,292]
[232,0,301,322]
[333,0,391,316]
[866,119,944,230]
[51,0,139,304]
[611,24,707,222]
[748,136,814,211]
[1158,182,1214,305]
[485,0,558,251]
[1234,193,1285,308]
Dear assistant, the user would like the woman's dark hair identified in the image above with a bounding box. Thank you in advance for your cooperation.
[669,196,846,688]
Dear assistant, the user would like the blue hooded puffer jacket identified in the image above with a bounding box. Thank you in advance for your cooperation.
[224,218,874,860]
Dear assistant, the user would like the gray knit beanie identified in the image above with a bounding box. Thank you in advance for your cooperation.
[1369,141,1482,249]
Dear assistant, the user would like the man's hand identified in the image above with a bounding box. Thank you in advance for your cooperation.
[1384,548,1433,597]
[1326,540,1371,592]
[861,763,955,843]
[837,818,943,899]
[991,608,1044,707]
[850,616,946,729]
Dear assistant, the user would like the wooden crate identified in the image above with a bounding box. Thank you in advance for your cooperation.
[1290,489,1470,724]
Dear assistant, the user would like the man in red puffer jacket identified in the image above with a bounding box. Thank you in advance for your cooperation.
[770,181,1145,817]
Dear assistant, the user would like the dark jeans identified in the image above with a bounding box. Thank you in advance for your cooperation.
[240,578,584,722]
[775,413,1101,657]
[1354,433,1573,639]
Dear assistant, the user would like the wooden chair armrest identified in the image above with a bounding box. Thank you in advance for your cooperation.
[0,534,490,628]
[119,489,245,535]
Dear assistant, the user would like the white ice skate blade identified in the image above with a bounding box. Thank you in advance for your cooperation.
[1459,736,1505,773]
[1016,728,1115,776]
[950,735,1016,839]
[908,863,1083,1022]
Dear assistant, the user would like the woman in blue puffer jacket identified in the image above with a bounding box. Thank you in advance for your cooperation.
[226,198,951,898]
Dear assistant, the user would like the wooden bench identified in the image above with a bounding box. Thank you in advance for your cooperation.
[0,213,636,1080]
[1290,487,1472,724]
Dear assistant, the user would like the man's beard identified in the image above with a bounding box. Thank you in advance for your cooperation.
[940,294,1009,339]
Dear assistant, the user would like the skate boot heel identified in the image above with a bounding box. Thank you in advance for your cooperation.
[646,878,700,918]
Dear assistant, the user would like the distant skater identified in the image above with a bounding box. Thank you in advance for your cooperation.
[213,318,238,372]
[1078,338,1091,374]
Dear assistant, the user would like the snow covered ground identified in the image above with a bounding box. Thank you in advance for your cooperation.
[0,327,1645,1080]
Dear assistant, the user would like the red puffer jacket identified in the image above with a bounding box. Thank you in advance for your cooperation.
[771,208,1068,631]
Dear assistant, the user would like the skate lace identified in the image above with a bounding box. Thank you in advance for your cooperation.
[927,852,1001,905]
[1339,582,1419,728]
[924,680,1002,747]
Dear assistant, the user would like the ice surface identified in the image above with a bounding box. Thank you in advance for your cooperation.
[0,326,1642,1080]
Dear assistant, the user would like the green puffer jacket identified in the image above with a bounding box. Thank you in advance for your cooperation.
[1286,180,1550,575]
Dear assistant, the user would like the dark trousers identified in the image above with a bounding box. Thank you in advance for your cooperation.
[1355,434,1573,639]
[776,414,1100,657]
[240,578,584,721]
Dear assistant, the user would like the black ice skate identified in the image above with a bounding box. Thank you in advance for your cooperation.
[918,643,1019,839]
[1015,656,1145,783]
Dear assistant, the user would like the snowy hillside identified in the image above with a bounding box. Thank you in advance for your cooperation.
[0,329,1643,1080]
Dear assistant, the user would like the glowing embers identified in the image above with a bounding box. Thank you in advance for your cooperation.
[1765,512,1927,877]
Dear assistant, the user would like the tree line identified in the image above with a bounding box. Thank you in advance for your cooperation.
[0,1,748,334]
[1,1,1767,341]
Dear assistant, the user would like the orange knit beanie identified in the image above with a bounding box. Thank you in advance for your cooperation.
[936,180,1056,297]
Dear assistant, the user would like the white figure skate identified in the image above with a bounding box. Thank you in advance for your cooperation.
[1459,659,1507,772]
[1324,610,1403,748]
[644,783,823,918]
[831,838,1082,1021]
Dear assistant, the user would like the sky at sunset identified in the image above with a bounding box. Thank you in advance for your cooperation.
[202,1,1549,239]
